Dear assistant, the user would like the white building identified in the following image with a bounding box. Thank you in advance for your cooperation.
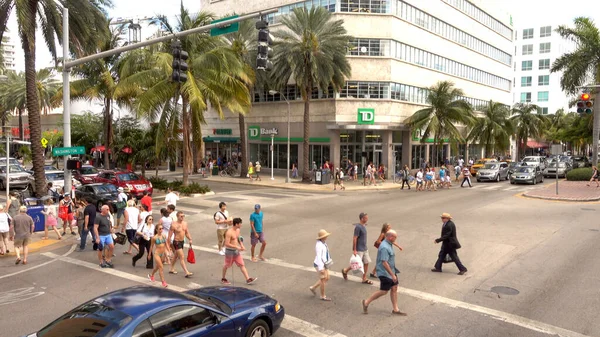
[199,0,513,172]
[512,23,574,115]
[1,35,17,71]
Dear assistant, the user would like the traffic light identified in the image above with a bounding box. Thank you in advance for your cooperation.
[171,40,189,83]
[256,20,273,71]
[66,159,81,170]
[577,93,593,114]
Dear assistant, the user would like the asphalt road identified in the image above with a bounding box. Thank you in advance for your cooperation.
[1,178,599,337]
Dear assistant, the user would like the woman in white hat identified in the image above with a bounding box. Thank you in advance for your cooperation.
[310,229,333,301]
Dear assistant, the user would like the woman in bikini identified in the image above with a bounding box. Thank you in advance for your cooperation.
[148,224,171,288]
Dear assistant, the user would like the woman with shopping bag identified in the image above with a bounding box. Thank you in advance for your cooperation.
[309,229,333,301]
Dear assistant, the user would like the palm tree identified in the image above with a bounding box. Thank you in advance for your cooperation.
[467,101,513,158]
[0,0,112,196]
[55,24,131,169]
[406,81,474,167]
[552,17,600,164]
[119,5,251,185]
[510,103,546,159]
[2,69,60,140]
[271,6,351,182]
[225,18,259,178]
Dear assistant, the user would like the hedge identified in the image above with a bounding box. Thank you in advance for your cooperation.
[149,177,211,195]
[566,168,593,181]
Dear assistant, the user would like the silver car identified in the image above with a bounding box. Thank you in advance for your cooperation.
[543,161,572,178]
[0,164,34,190]
[510,165,544,185]
[476,162,509,182]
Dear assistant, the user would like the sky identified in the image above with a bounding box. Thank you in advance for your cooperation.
[5,0,201,72]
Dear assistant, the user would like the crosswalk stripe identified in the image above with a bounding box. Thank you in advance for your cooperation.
[42,252,348,337]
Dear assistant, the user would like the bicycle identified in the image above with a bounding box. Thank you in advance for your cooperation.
[219,165,238,177]
[394,172,416,186]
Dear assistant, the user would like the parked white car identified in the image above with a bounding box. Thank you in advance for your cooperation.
[521,156,547,170]
[45,170,81,193]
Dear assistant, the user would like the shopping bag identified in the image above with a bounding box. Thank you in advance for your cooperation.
[187,245,196,264]
[58,206,67,220]
[349,254,364,275]
[114,232,127,245]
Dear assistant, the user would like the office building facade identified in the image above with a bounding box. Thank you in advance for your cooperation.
[200,0,513,172]
[1,35,16,71]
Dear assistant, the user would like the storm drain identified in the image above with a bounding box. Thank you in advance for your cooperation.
[490,286,520,296]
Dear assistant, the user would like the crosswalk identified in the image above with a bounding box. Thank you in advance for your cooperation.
[464,182,544,192]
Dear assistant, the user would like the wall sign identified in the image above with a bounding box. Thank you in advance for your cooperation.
[249,126,278,139]
[213,128,232,135]
[357,108,375,125]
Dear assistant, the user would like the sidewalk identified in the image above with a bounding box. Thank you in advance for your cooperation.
[0,231,76,260]
[191,172,404,191]
[522,180,600,202]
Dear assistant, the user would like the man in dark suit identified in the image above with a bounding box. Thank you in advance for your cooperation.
[432,213,468,275]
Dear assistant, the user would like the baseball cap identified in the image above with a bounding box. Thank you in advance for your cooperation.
[254,204,261,209]
[359,212,367,220]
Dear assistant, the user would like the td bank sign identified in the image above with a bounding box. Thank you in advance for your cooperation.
[249,126,279,139]
[357,108,375,125]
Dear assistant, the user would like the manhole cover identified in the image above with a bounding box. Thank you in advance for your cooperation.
[581,208,596,211]
[589,229,600,232]
[490,286,519,296]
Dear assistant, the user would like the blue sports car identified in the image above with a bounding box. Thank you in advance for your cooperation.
[28,285,285,337]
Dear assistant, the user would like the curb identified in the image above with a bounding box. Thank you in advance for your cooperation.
[196,178,403,192]
[521,192,600,202]
[0,237,65,258]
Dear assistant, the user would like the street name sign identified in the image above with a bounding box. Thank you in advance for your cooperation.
[53,146,85,156]
[210,15,240,36]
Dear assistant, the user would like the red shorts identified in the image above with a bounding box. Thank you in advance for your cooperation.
[60,213,74,222]
[224,253,244,268]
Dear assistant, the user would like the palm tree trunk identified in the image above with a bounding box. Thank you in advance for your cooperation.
[301,93,311,182]
[18,108,23,140]
[22,33,45,197]
[155,158,159,178]
[239,113,248,177]
[182,98,192,186]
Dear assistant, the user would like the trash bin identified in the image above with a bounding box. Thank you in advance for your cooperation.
[169,161,176,172]
[315,170,323,184]
[24,198,45,232]
[321,169,331,184]
[212,167,219,176]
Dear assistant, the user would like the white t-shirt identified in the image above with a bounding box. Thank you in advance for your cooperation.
[458,159,464,167]
[137,223,155,240]
[0,213,9,233]
[165,192,179,207]
[214,210,230,230]
[416,171,423,182]
[125,206,140,230]
[118,192,128,203]
[354,165,358,174]
[161,215,172,237]
[139,211,150,227]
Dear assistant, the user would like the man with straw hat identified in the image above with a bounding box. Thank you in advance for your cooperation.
[310,229,333,301]
[432,213,467,275]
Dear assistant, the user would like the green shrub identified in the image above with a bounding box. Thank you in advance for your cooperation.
[149,176,169,191]
[179,182,211,195]
[169,180,184,191]
[566,167,593,181]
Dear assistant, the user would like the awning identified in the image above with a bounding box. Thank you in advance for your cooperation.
[526,140,548,148]
[203,137,240,143]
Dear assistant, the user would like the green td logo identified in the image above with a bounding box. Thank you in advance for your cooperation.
[248,126,260,139]
[357,108,375,125]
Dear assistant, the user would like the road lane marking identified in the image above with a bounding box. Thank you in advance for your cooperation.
[0,287,45,306]
[42,252,347,337]
[191,245,589,337]
[0,244,76,280]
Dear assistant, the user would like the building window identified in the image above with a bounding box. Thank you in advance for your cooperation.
[396,1,512,65]
[537,91,549,102]
[349,38,390,56]
[340,0,391,14]
[537,107,549,114]
[521,76,532,87]
[521,60,532,71]
[411,145,426,169]
[522,44,533,55]
[441,0,513,39]
[539,42,551,54]
[266,0,336,24]
[539,59,550,70]
[520,92,531,103]
[540,26,552,37]
[538,75,550,86]
[522,28,533,39]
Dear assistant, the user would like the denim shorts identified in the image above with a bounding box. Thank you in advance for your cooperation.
[98,234,114,250]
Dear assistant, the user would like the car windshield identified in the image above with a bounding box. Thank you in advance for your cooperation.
[0,165,25,174]
[517,167,534,173]
[46,172,64,181]
[93,184,118,194]
[522,157,539,162]
[81,167,99,175]
[117,173,141,181]
[37,301,131,337]
[549,162,567,168]
[573,157,586,161]
[483,164,499,169]
[509,162,519,168]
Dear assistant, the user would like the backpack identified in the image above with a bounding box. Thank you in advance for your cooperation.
[50,188,60,199]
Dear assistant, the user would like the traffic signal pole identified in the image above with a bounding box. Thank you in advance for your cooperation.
[61,8,278,190]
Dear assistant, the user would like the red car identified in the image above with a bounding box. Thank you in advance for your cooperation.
[93,170,153,198]
[72,165,101,184]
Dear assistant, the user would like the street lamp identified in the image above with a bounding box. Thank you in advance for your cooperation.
[268,90,290,183]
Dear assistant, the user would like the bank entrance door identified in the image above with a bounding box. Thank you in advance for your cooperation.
[365,144,383,167]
